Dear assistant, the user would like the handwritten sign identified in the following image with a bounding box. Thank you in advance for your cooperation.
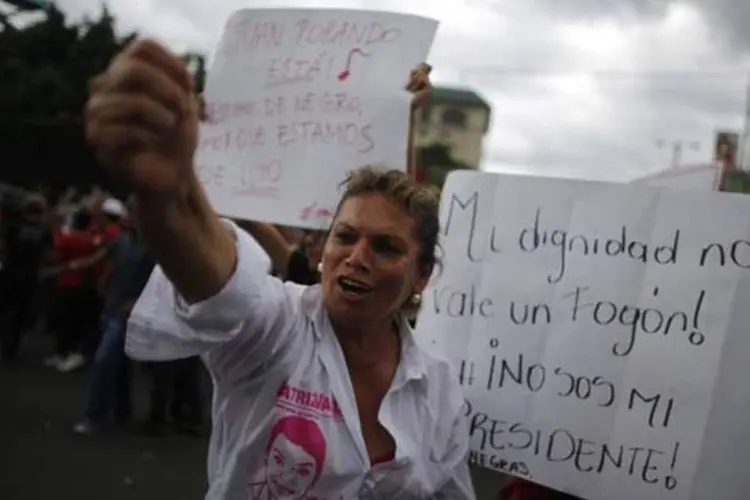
[415,170,750,500]
[197,9,438,228]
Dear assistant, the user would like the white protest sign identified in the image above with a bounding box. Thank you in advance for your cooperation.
[629,164,722,192]
[197,9,437,228]
[416,170,750,500]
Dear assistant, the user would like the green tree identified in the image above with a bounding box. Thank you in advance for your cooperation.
[0,4,204,191]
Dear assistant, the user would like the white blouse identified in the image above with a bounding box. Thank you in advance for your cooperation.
[125,220,476,500]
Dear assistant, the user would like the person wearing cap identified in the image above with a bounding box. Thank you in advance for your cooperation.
[40,193,124,371]
[90,195,123,247]
[41,205,98,371]
[102,197,126,219]
[82,195,125,355]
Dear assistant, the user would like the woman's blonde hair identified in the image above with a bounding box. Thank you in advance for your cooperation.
[335,165,442,316]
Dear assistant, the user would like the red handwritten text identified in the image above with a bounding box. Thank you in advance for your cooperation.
[206,92,362,125]
[277,120,374,152]
[200,121,374,153]
[300,202,335,223]
[195,164,227,188]
[204,97,286,123]
[223,19,285,54]
[240,159,282,187]
[198,127,267,152]
[294,19,401,47]
[294,91,362,115]
[338,48,370,81]
[196,161,282,199]
[266,52,332,88]
[221,18,400,56]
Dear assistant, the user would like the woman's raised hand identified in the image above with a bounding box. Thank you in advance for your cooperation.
[85,39,200,196]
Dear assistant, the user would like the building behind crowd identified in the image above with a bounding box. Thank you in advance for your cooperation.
[413,86,492,188]
[627,129,750,193]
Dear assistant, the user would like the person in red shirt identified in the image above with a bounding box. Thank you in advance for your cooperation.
[42,194,127,371]
[83,196,124,355]
[88,196,123,261]
[43,210,98,372]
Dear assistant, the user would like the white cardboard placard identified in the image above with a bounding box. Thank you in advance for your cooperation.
[416,170,750,500]
[197,8,437,228]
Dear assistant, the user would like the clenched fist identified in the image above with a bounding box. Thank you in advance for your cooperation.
[86,39,199,195]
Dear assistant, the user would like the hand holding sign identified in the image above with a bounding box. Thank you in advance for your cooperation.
[406,62,432,111]
[86,39,200,196]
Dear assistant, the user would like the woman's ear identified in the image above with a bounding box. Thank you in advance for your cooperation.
[414,263,433,294]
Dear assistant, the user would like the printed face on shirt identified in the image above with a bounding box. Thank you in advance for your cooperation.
[266,435,317,499]
[321,193,426,327]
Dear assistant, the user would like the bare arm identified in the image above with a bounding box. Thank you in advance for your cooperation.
[407,108,418,181]
[134,176,236,304]
[86,40,237,304]
[91,41,309,374]
[39,248,106,278]
[74,248,107,270]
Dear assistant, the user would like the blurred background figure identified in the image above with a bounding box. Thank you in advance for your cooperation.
[41,191,124,372]
[73,198,154,435]
[0,192,51,362]
[143,356,206,437]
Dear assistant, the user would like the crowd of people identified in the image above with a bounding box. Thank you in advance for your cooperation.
[0,37,583,499]
[0,188,205,436]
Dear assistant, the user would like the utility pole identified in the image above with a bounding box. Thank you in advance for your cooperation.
[656,139,700,169]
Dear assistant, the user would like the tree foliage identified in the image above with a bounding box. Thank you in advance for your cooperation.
[0,4,204,192]
[0,5,130,126]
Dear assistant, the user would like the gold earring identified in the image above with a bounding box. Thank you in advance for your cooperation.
[410,293,422,308]
[317,262,323,274]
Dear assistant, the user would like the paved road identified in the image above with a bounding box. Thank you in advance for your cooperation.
[0,330,209,500]
[0,330,510,500]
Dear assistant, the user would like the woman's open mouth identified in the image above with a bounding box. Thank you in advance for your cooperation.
[337,277,374,298]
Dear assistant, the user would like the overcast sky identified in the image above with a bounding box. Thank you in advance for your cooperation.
[44,0,750,181]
